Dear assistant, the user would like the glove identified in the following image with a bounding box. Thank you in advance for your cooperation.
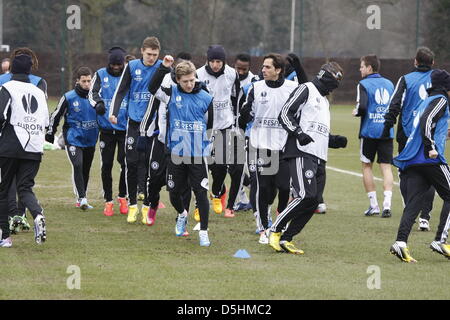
[286,53,307,84]
[337,136,347,148]
[329,135,347,148]
[380,125,392,139]
[297,132,314,146]
[45,133,55,144]
[136,136,148,153]
[286,54,301,73]
[95,101,106,116]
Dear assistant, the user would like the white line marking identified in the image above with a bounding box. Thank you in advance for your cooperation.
[327,166,400,186]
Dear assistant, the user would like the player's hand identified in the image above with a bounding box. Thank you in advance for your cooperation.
[163,55,174,68]
[109,115,117,125]
[286,53,301,73]
[380,125,392,139]
[335,135,347,148]
[429,150,438,159]
[45,133,54,144]
[297,132,314,146]
[95,101,106,116]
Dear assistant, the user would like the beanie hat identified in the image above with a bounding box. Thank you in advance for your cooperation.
[207,45,226,62]
[108,46,126,65]
[11,54,32,75]
[431,69,450,91]
[315,62,344,94]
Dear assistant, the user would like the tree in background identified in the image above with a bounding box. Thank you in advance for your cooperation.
[425,0,450,61]
[80,0,121,53]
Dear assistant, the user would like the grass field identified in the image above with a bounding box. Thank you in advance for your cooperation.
[1,101,450,300]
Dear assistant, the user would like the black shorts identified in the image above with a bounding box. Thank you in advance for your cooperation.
[166,159,209,193]
[360,138,393,164]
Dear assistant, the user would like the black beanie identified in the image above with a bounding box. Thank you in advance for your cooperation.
[11,54,32,75]
[207,45,226,62]
[108,46,126,65]
[431,69,450,91]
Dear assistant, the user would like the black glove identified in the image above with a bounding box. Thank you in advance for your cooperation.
[337,135,347,148]
[297,132,314,146]
[329,135,347,148]
[136,136,148,153]
[45,133,54,144]
[95,101,106,116]
[381,124,392,139]
[286,53,308,84]
[286,54,301,73]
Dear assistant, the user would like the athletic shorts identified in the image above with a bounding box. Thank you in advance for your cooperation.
[166,159,209,193]
[360,138,393,164]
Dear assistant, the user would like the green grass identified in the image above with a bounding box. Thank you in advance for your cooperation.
[2,103,450,300]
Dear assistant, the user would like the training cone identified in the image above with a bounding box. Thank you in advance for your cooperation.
[158,201,166,209]
[233,249,251,259]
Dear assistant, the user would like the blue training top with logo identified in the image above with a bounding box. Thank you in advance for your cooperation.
[401,70,433,138]
[167,85,213,157]
[0,73,42,86]
[360,73,395,139]
[393,94,448,170]
[127,59,162,122]
[97,68,128,131]
[64,90,99,147]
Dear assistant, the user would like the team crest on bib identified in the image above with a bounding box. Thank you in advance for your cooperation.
[22,94,39,114]
[127,137,134,145]
[134,69,143,81]
[305,170,314,178]
[168,180,175,188]
[73,101,80,112]
[99,141,105,149]
[249,164,257,172]
[176,96,183,108]
[260,91,269,104]
[151,161,159,170]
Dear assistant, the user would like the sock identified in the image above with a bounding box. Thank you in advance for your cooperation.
[396,241,406,248]
[178,209,187,218]
[199,230,208,236]
[367,191,378,208]
[383,191,392,210]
